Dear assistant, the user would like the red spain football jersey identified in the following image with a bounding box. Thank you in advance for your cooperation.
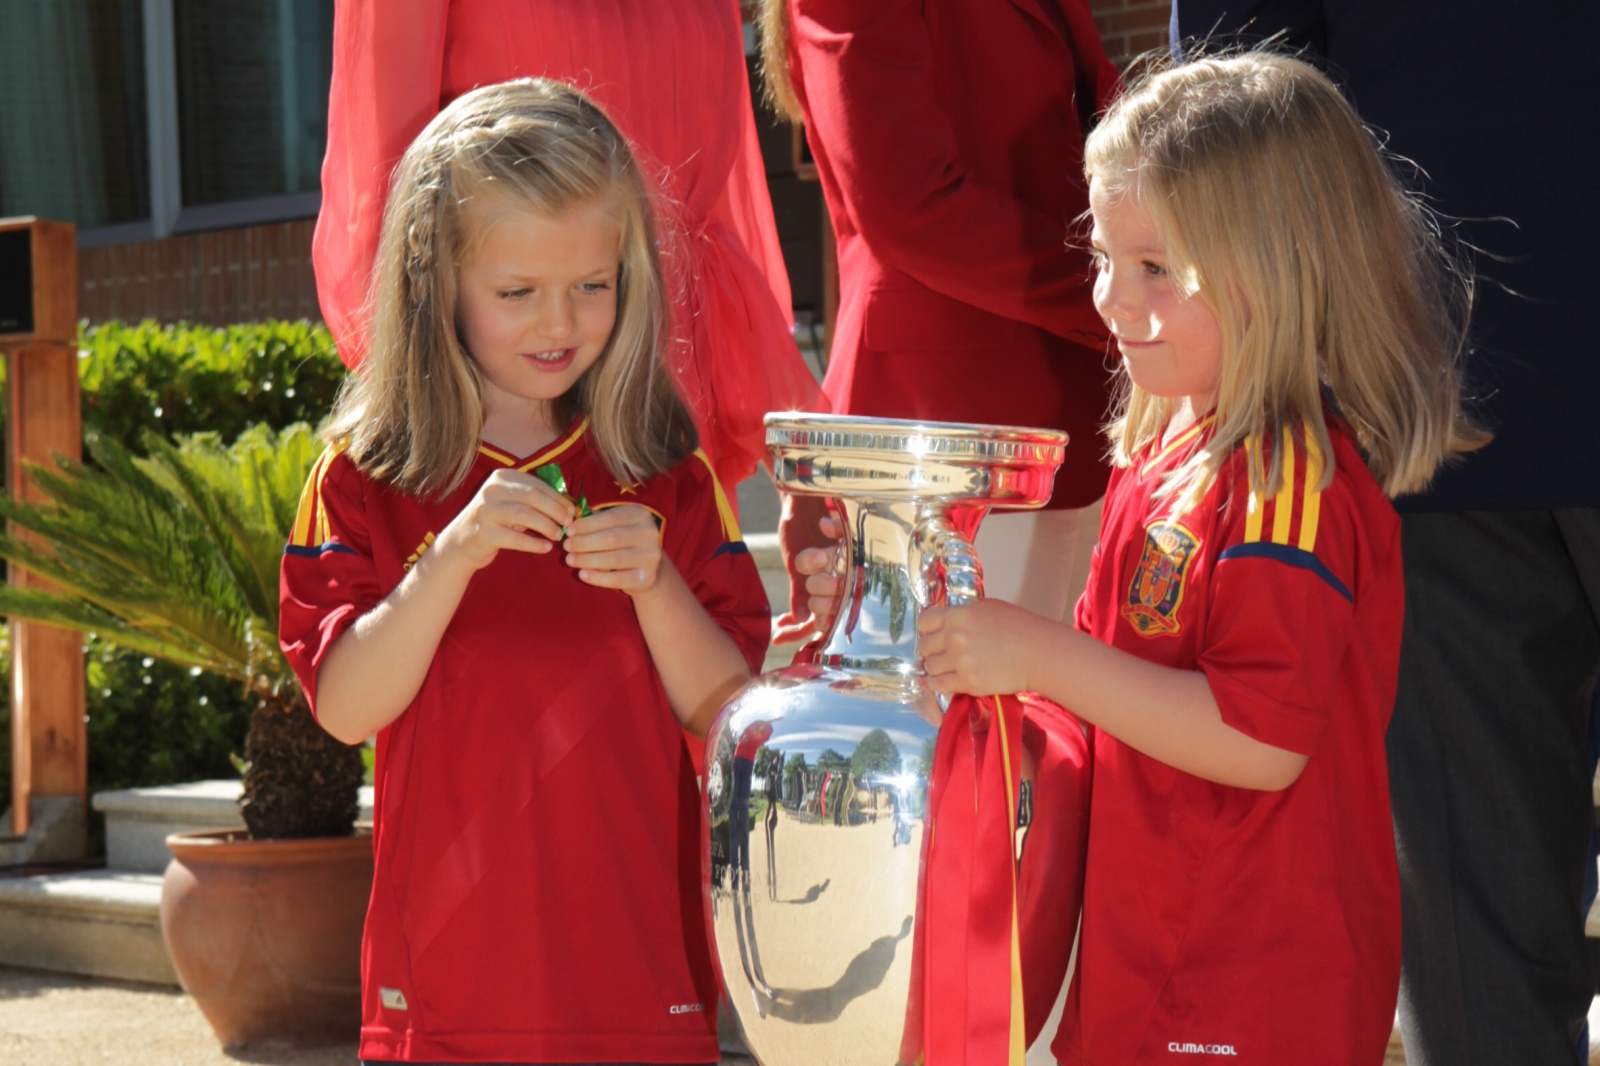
[279,418,769,1064]
[1055,414,1403,1065]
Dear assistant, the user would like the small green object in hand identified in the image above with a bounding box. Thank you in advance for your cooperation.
[533,462,593,538]
[533,462,567,495]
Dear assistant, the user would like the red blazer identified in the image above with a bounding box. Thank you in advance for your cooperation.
[787,0,1119,507]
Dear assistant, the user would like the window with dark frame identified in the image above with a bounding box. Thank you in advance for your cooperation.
[0,0,332,243]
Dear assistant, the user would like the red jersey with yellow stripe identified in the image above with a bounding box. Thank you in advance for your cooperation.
[1055,413,1403,1065]
[278,418,768,1064]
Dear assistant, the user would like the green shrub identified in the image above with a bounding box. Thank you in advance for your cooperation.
[0,627,254,850]
[84,643,255,799]
[0,321,350,845]
[77,319,349,445]
[0,319,348,451]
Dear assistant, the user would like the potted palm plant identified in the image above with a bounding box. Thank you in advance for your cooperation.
[0,423,367,1047]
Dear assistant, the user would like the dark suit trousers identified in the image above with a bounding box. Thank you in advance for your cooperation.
[1389,509,1600,1065]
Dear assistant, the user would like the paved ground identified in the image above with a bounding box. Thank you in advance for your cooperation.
[7,960,1599,1065]
[0,964,352,1066]
[0,966,754,1066]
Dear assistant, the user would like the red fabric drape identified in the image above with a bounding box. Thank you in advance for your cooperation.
[901,693,1090,1064]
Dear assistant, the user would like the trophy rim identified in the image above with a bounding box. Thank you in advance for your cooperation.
[763,411,1068,463]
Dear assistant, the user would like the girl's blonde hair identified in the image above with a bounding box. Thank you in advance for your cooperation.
[1086,52,1487,504]
[755,0,803,123]
[325,77,696,498]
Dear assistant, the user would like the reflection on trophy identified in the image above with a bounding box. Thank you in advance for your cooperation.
[703,413,1067,1065]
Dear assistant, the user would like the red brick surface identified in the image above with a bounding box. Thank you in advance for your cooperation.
[1090,0,1172,69]
[78,219,320,327]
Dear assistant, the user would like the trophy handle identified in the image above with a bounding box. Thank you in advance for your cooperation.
[913,513,986,608]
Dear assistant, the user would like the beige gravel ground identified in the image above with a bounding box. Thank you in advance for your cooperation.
[0,965,754,1066]
[0,964,354,1066]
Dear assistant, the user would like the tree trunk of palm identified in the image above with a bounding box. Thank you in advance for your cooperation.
[238,698,365,840]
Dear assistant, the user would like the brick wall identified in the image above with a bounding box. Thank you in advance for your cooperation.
[1089,0,1173,69]
[78,219,320,327]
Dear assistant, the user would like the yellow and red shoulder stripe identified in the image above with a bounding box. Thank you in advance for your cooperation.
[1223,432,1349,600]
[691,449,750,559]
[285,442,357,558]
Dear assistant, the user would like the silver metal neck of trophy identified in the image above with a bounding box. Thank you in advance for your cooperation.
[765,413,1068,675]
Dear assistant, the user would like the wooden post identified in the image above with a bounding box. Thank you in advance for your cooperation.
[0,217,85,845]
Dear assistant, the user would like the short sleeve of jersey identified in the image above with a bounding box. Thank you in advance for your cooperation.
[665,452,771,673]
[1199,437,1357,756]
[279,449,383,717]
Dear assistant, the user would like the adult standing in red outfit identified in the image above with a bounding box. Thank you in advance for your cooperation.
[762,0,1119,627]
[315,0,823,494]
[758,2,1117,1056]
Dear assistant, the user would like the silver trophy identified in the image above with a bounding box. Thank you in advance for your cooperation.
[704,413,1067,1065]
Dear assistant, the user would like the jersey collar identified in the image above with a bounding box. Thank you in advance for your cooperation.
[1141,414,1216,475]
[478,417,590,473]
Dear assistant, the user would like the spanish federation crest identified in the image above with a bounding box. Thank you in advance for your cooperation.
[1122,521,1201,637]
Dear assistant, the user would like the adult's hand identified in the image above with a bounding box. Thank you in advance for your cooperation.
[773,494,845,644]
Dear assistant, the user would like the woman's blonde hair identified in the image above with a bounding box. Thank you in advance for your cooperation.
[325,77,696,498]
[1086,51,1487,504]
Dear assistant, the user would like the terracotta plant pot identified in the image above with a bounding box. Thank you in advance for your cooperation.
[161,828,373,1047]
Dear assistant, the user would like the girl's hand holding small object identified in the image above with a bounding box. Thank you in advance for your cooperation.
[532,461,593,535]
[436,468,575,572]
[564,504,665,594]
[918,600,1035,697]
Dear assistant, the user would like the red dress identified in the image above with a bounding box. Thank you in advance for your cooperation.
[315,0,823,492]
[784,0,1119,508]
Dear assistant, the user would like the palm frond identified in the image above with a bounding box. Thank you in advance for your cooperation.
[0,586,248,680]
[0,458,258,670]
[0,426,325,700]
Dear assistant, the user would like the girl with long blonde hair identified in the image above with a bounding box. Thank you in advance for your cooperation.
[280,78,766,1065]
[915,52,1485,1064]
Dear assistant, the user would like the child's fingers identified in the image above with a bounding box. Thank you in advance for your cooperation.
[917,605,948,636]
[522,489,579,528]
[922,647,974,694]
[922,650,966,693]
[493,528,556,553]
[482,469,578,524]
[563,524,656,555]
[481,499,567,544]
[563,507,660,585]
[574,566,653,591]
[564,545,655,573]
[564,505,657,545]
